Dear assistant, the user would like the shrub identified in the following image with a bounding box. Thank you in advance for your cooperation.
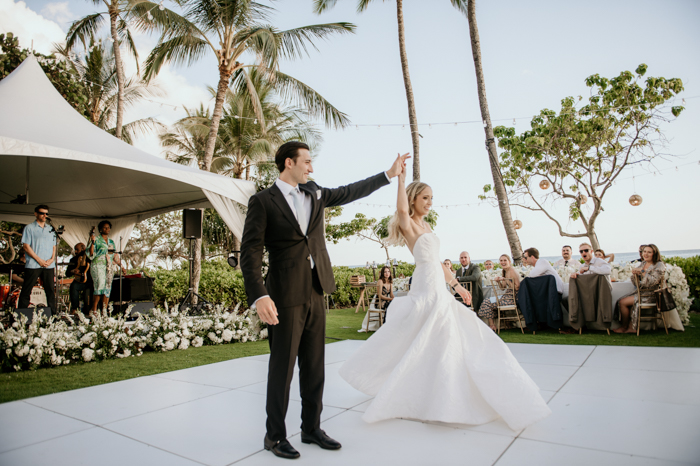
[664,255,700,311]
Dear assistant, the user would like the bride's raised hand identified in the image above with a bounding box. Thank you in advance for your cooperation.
[387,152,410,179]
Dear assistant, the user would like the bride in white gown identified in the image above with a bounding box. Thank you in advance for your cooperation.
[339,163,551,432]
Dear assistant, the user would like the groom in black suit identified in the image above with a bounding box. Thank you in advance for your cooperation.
[241,142,407,459]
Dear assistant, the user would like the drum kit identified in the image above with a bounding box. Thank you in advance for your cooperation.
[0,263,55,314]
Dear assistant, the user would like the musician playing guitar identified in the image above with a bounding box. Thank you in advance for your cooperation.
[67,241,93,314]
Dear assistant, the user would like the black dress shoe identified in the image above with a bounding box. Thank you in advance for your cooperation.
[300,429,342,450]
[264,435,300,459]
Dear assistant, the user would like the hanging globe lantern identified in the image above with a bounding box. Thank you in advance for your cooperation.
[578,194,588,205]
[513,220,523,229]
[629,194,643,206]
[539,179,550,190]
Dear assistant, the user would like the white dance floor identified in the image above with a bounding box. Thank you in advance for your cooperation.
[1,340,699,465]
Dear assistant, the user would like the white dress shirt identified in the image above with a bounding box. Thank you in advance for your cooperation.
[578,256,611,276]
[553,258,571,268]
[528,258,564,293]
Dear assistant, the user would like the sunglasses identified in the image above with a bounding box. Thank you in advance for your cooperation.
[579,249,590,253]
[37,211,49,216]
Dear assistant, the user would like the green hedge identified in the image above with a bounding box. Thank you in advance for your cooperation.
[664,255,700,311]
[152,260,416,309]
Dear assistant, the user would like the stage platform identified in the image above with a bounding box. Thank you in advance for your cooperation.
[1,340,699,465]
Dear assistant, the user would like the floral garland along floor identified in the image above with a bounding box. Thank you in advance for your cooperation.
[1,303,267,372]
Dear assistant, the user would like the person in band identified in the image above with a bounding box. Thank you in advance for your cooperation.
[10,249,26,286]
[66,243,93,314]
[88,220,126,313]
[18,205,56,310]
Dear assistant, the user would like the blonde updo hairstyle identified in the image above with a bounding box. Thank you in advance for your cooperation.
[386,181,431,247]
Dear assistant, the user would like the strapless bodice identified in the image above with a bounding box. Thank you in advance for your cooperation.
[413,232,439,264]
[409,233,444,296]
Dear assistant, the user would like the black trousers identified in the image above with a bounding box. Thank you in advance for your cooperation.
[266,268,326,441]
[69,281,92,312]
[18,268,56,310]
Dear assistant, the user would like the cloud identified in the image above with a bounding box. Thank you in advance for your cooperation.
[40,2,73,27]
[0,0,67,54]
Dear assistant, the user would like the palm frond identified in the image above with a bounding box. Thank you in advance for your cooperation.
[312,0,340,14]
[143,35,209,82]
[119,20,141,74]
[270,69,350,129]
[276,23,356,60]
[66,13,106,50]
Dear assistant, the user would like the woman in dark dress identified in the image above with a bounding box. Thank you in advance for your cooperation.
[377,266,395,323]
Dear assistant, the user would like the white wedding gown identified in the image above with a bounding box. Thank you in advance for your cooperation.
[339,233,551,431]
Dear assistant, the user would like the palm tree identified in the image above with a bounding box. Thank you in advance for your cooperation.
[65,0,151,140]
[143,0,354,173]
[314,0,422,181]
[450,0,523,263]
[55,37,163,143]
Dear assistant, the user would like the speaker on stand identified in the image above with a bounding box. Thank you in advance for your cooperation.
[181,209,210,313]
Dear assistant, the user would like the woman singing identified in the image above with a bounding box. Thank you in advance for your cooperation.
[88,220,126,314]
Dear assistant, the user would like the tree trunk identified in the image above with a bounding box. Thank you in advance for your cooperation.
[466,0,523,264]
[109,3,125,140]
[191,238,202,304]
[203,68,232,172]
[396,0,420,181]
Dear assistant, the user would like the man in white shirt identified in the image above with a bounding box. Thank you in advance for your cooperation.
[553,245,573,268]
[523,247,563,294]
[570,243,611,279]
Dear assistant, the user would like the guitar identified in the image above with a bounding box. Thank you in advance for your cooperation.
[75,226,94,284]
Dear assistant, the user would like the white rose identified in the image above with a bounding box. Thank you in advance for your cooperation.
[178,339,190,350]
[82,348,94,362]
[33,337,42,346]
[222,329,233,342]
[102,330,109,338]
[90,342,95,349]
[164,341,174,351]
[192,336,204,347]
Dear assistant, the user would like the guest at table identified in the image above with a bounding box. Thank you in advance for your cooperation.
[614,244,665,334]
[88,220,127,314]
[484,260,494,270]
[630,244,646,264]
[479,254,520,332]
[456,251,483,311]
[443,259,455,277]
[594,249,615,264]
[570,243,611,279]
[377,266,394,323]
[553,245,573,268]
[524,248,563,293]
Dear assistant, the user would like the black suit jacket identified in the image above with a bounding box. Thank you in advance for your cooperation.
[241,172,390,308]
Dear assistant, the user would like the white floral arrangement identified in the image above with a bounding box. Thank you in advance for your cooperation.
[665,264,692,325]
[1,303,266,372]
[393,277,410,292]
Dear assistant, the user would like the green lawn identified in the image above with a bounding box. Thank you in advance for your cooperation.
[1,309,698,404]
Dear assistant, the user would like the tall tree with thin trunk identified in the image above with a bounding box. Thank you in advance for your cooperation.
[451,0,523,263]
[314,0,421,181]
[66,0,146,140]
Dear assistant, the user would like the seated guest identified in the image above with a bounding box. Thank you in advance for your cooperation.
[553,245,573,268]
[594,249,615,264]
[630,244,646,264]
[479,254,520,332]
[570,243,612,279]
[483,260,494,270]
[443,259,455,277]
[568,244,613,330]
[456,251,483,311]
[377,266,394,323]
[520,247,565,331]
[66,242,93,314]
[614,244,665,334]
[523,248,563,293]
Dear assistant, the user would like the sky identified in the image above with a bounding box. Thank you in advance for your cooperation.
[2,0,700,266]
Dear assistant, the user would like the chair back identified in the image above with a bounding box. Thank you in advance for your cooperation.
[490,277,515,307]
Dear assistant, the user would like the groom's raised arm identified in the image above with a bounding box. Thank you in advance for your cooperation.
[321,172,391,208]
[240,195,269,307]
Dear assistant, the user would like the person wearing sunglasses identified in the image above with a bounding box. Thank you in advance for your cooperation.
[17,204,57,310]
[570,243,611,279]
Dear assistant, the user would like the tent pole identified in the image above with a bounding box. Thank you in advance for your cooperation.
[25,157,30,204]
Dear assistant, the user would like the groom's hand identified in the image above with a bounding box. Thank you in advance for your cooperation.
[256,297,279,325]
[386,153,411,178]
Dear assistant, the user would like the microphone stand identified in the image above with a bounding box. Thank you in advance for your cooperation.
[47,219,63,316]
[118,235,123,315]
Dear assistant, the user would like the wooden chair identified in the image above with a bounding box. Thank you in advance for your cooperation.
[351,275,371,313]
[365,293,384,332]
[635,276,668,336]
[490,278,524,334]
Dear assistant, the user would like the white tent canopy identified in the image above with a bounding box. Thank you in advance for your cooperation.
[0,55,255,248]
